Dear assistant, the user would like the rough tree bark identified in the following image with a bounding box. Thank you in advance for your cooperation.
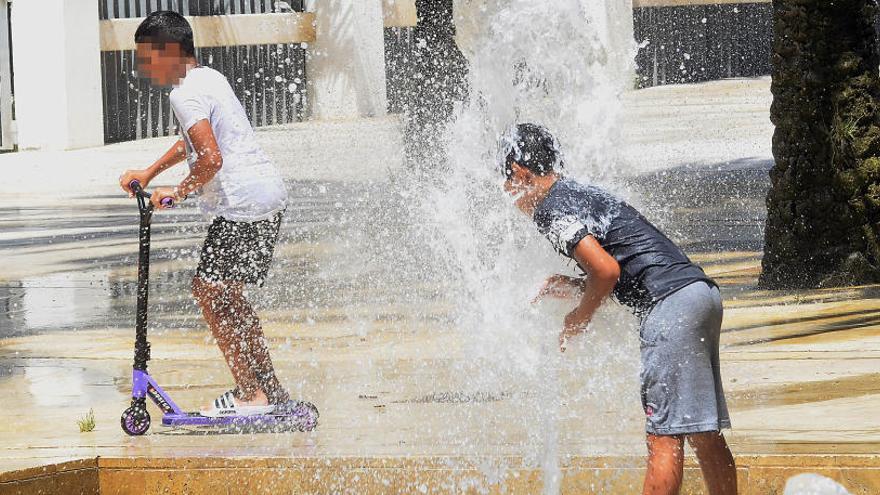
[762,0,880,288]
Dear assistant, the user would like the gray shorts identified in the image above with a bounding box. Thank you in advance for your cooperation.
[639,281,731,435]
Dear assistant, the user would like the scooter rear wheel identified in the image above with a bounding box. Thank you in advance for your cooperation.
[295,401,319,432]
[121,406,151,436]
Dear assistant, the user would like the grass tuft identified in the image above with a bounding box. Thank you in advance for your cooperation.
[77,409,96,433]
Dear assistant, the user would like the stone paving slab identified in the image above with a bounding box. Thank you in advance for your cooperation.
[3,455,880,494]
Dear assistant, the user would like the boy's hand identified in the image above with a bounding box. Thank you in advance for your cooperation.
[532,274,585,304]
[119,169,153,197]
[559,308,590,352]
[150,186,178,209]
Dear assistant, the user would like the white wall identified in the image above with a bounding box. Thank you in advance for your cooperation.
[11,0,104,150]
[8,0,398,150]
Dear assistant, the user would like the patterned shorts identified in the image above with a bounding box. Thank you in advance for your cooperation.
[195,211,283,286]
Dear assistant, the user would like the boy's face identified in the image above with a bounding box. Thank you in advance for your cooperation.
[136,42,190,87]
[504,162,543,214]
[503,162,533,197]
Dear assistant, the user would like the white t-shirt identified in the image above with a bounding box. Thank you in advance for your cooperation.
[169,66,287,221]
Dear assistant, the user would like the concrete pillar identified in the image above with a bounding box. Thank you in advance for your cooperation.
[454,0,636,89]
[304,0,388,120]
[11,0,104,150]
[603,0,636,90]
[0,0,13,149]
[383,0,418,28]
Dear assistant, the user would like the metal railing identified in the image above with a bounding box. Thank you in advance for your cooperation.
[633,1,773,87]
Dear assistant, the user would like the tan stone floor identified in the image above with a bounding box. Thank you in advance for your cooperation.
[2,77,879,493]
[2,250,880,493]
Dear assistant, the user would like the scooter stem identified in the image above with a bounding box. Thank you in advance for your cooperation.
[133,183,153,371]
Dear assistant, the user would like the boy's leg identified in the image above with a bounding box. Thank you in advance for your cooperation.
[193,276,288,404]
[194,213,289,406]
[223,285,289,404]
[687,432,737,495]
[644,434,684,495]
[193,276,263,400]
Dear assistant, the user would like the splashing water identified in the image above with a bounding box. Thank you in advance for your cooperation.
[408,0,640,492]
[784,474,852,495]
[3,1,645,491]
[451,0,632,180]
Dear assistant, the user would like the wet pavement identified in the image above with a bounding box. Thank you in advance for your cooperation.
[2,77,880,485]
[0,180,389,337]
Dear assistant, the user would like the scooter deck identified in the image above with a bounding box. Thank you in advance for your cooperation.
[161,409,317,431]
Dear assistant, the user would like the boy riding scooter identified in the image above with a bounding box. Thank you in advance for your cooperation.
[119,11,304,422]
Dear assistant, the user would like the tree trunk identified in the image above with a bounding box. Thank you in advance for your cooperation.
[762,0,880,288]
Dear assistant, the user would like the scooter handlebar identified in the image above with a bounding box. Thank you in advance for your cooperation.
[129,180,175,208]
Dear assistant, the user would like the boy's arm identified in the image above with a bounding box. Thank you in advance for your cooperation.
[559,235,620,351]
[119,139,187,196]
[532,274,586,303]
[148,139,188,177]
[150,119,222,208]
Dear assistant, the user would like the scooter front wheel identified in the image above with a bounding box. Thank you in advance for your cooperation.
[121,405,151,436]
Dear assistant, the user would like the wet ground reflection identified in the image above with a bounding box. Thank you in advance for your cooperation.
[0,180,419,337]
[0,163,772,338]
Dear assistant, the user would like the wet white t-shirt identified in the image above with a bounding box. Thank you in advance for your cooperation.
[170,66,287,221]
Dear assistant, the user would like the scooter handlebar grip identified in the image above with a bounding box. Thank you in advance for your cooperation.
[129,180,150,199]
[129,179,175,206]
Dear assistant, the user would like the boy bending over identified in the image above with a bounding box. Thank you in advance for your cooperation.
[502,124,737,495]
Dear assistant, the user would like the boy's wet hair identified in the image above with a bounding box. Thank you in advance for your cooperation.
[499,123,564,178]
[135,11,195,57]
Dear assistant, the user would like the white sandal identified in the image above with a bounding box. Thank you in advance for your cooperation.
[201,390,276,418]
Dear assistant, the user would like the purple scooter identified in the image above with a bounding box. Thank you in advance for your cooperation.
[120,181,319,436]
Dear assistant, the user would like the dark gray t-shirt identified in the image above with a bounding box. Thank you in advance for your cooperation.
[532,178,715,313]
